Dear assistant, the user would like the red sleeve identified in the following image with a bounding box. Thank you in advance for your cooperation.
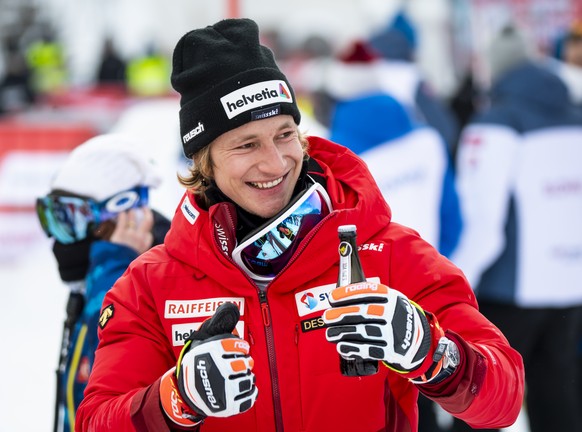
[417,331,485,411]
[130,378,201,431]
[419,329,524,429]
[388,225,525,429]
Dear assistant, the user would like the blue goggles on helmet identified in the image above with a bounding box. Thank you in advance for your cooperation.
[36,186,149,244]
[232,182,333,282]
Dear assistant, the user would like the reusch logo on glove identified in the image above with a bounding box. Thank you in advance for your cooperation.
[401,300,414,350]
[168,375,184,419]
[195,354,226,412]
[220,80,293,119]
[393,298,415,354]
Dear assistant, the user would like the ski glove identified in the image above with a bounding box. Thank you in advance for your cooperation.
[322,281,445,379]
[160,302,257,428]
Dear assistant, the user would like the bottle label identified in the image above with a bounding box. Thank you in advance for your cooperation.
[338,241,352,286]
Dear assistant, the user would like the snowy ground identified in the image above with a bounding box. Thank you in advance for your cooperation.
[0,239,67,432]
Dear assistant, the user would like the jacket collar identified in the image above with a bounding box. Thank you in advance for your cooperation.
[164,136,392,288]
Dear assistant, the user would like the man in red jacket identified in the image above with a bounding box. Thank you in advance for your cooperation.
[76,18,524,432]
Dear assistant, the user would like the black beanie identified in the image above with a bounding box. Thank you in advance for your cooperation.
[171,18,301,158]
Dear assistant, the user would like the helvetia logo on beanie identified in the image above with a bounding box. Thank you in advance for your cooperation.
[220,80,293,120]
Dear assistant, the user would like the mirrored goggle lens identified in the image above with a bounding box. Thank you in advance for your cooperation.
[235,185,330,279]
[35,186,149,244]
[36,196,94,244]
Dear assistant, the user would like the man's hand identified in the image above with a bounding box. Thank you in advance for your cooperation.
[160,302,257,427]
[322,281,437,375]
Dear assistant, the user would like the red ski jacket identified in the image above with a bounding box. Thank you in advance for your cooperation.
[76,136,524,432]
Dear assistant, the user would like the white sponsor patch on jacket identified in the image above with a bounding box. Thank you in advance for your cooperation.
[172,321,246,346]
[165,297,245,318]
[180,194,199,225]
[295,277,379,317]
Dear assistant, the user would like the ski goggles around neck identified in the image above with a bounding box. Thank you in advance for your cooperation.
[36,186,149,244]
[232,181,333,282]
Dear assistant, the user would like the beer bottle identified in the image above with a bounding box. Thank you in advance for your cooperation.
[337,224,379,376]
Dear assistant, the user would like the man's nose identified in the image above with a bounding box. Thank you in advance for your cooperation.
[258,142,286,173]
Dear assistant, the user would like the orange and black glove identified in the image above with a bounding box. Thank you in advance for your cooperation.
[323,281,457,383]
[160,302,257,427]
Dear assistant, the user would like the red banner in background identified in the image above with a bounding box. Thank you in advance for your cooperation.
[0,121,96,211]
[0,84,139,261]
[0,119,97,262]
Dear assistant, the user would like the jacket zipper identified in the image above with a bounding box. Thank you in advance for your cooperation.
[213,206,285,431]
[253,212,334,431]
[258,289,285,432]
[214,207,337,431]
[294,323,304,430]
[258,212,336,431]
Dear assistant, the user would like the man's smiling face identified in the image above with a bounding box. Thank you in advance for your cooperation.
[209,115,304,218]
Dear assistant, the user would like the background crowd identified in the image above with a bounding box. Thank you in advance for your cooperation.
[0,1,581,432]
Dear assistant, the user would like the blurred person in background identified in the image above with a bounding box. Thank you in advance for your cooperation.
[36,134,171,432]
[126,43,171,97]
[96,37,127,88]
[550,22,582,112]
[325,40,462,432]
[448,73,483,145]
[550,20,582,415]
[451,24,582,432]
[25,25,68,97]
[278,33,334,138]
[368,11,460,160]
[76,18,523,432]
[326,40,462,260]
[562,21,582,68]
[0,33,36,115]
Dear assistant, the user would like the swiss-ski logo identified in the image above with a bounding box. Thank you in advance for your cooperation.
[301,292,318,310]
[214,222,231,255]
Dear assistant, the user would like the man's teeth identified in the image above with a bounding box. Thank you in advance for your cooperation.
[251,177,283,189]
